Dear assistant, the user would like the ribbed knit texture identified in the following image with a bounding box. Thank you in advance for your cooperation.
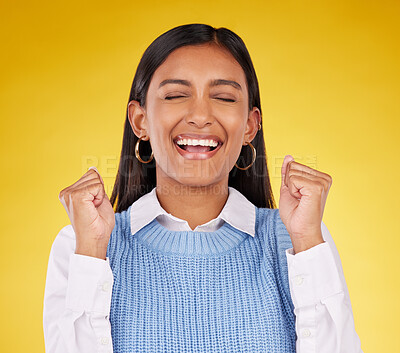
[106,206,296,352]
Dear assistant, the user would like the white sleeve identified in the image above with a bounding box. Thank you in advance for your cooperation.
[43,225,114,353]
[285,221,363,353]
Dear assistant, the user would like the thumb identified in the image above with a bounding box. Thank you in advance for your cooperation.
[281,155,294,188]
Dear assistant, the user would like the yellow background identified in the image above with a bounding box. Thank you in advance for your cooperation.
[1,0,399,351]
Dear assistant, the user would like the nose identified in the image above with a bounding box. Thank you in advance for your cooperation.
[184,97,215,128]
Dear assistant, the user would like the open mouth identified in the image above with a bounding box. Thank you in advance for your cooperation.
[173,135,223,158]
[176,143,219,153]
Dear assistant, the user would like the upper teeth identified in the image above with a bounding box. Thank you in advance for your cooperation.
[176,138,219,147]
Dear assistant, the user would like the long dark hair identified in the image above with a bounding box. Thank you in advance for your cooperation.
[110,23,276,213]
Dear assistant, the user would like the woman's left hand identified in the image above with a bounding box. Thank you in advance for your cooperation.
[279,155,333,254]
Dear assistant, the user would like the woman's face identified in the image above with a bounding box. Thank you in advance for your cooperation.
[128,43,260,188]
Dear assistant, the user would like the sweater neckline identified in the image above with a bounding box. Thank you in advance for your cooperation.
[131,207,257,257]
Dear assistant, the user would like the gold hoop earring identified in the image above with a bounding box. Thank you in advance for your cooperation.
[235,141,256,170]
[258,123,262,131]
[135,137,154,164]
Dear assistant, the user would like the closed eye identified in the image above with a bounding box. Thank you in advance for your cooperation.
[165,96,236,102]
[217,98,236,102]
[164,96,187,100]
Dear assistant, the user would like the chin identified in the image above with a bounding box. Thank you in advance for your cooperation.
[171,173,225,189]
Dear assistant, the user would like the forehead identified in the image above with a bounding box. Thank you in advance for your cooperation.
[149,44,247,88]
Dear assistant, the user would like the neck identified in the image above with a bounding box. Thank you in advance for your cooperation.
[155,174,229,231]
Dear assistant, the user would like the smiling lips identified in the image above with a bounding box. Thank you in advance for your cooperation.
[173,133,223,160]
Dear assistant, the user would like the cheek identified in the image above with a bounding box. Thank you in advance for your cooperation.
[147,118,176,153]
[223,113,247,138]
[214,102,247,125]
[223,115,248,155]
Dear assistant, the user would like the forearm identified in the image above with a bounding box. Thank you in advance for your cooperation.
[43,226,114,353]
[286,227,363,352]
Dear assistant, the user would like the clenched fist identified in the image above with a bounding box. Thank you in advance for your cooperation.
[279,155,332,254]
[58,167,115,260]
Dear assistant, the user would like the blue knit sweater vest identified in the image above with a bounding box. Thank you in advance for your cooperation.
[106,206,296,352]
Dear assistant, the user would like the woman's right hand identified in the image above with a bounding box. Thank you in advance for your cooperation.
[58,167,115,260]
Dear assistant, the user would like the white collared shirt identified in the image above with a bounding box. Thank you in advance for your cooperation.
[130,186,255,235]
[43,186,363,353]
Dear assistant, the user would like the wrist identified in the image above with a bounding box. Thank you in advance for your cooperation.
[291,233,324,254]
[75,244,107,260]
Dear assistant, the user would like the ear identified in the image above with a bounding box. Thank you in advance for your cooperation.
[243,107,261,144]
[127,100,149,139]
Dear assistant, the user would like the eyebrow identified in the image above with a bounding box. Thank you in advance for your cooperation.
[158,79,242,90]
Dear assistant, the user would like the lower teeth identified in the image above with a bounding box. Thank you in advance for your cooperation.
[179,145,215,152]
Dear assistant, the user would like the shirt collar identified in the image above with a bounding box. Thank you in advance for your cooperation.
[130,186,256,237]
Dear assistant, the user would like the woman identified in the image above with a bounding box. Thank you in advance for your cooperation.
[43,24,363,352]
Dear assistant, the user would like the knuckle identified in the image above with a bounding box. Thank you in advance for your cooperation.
[90,171,102,182]
[58,188,69,200]
[70,189,83,200]
[84,170,95,179]
[287,174,297,183]
[314,181,325,192]
[91,182,103,190]
[322,172,332,182]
